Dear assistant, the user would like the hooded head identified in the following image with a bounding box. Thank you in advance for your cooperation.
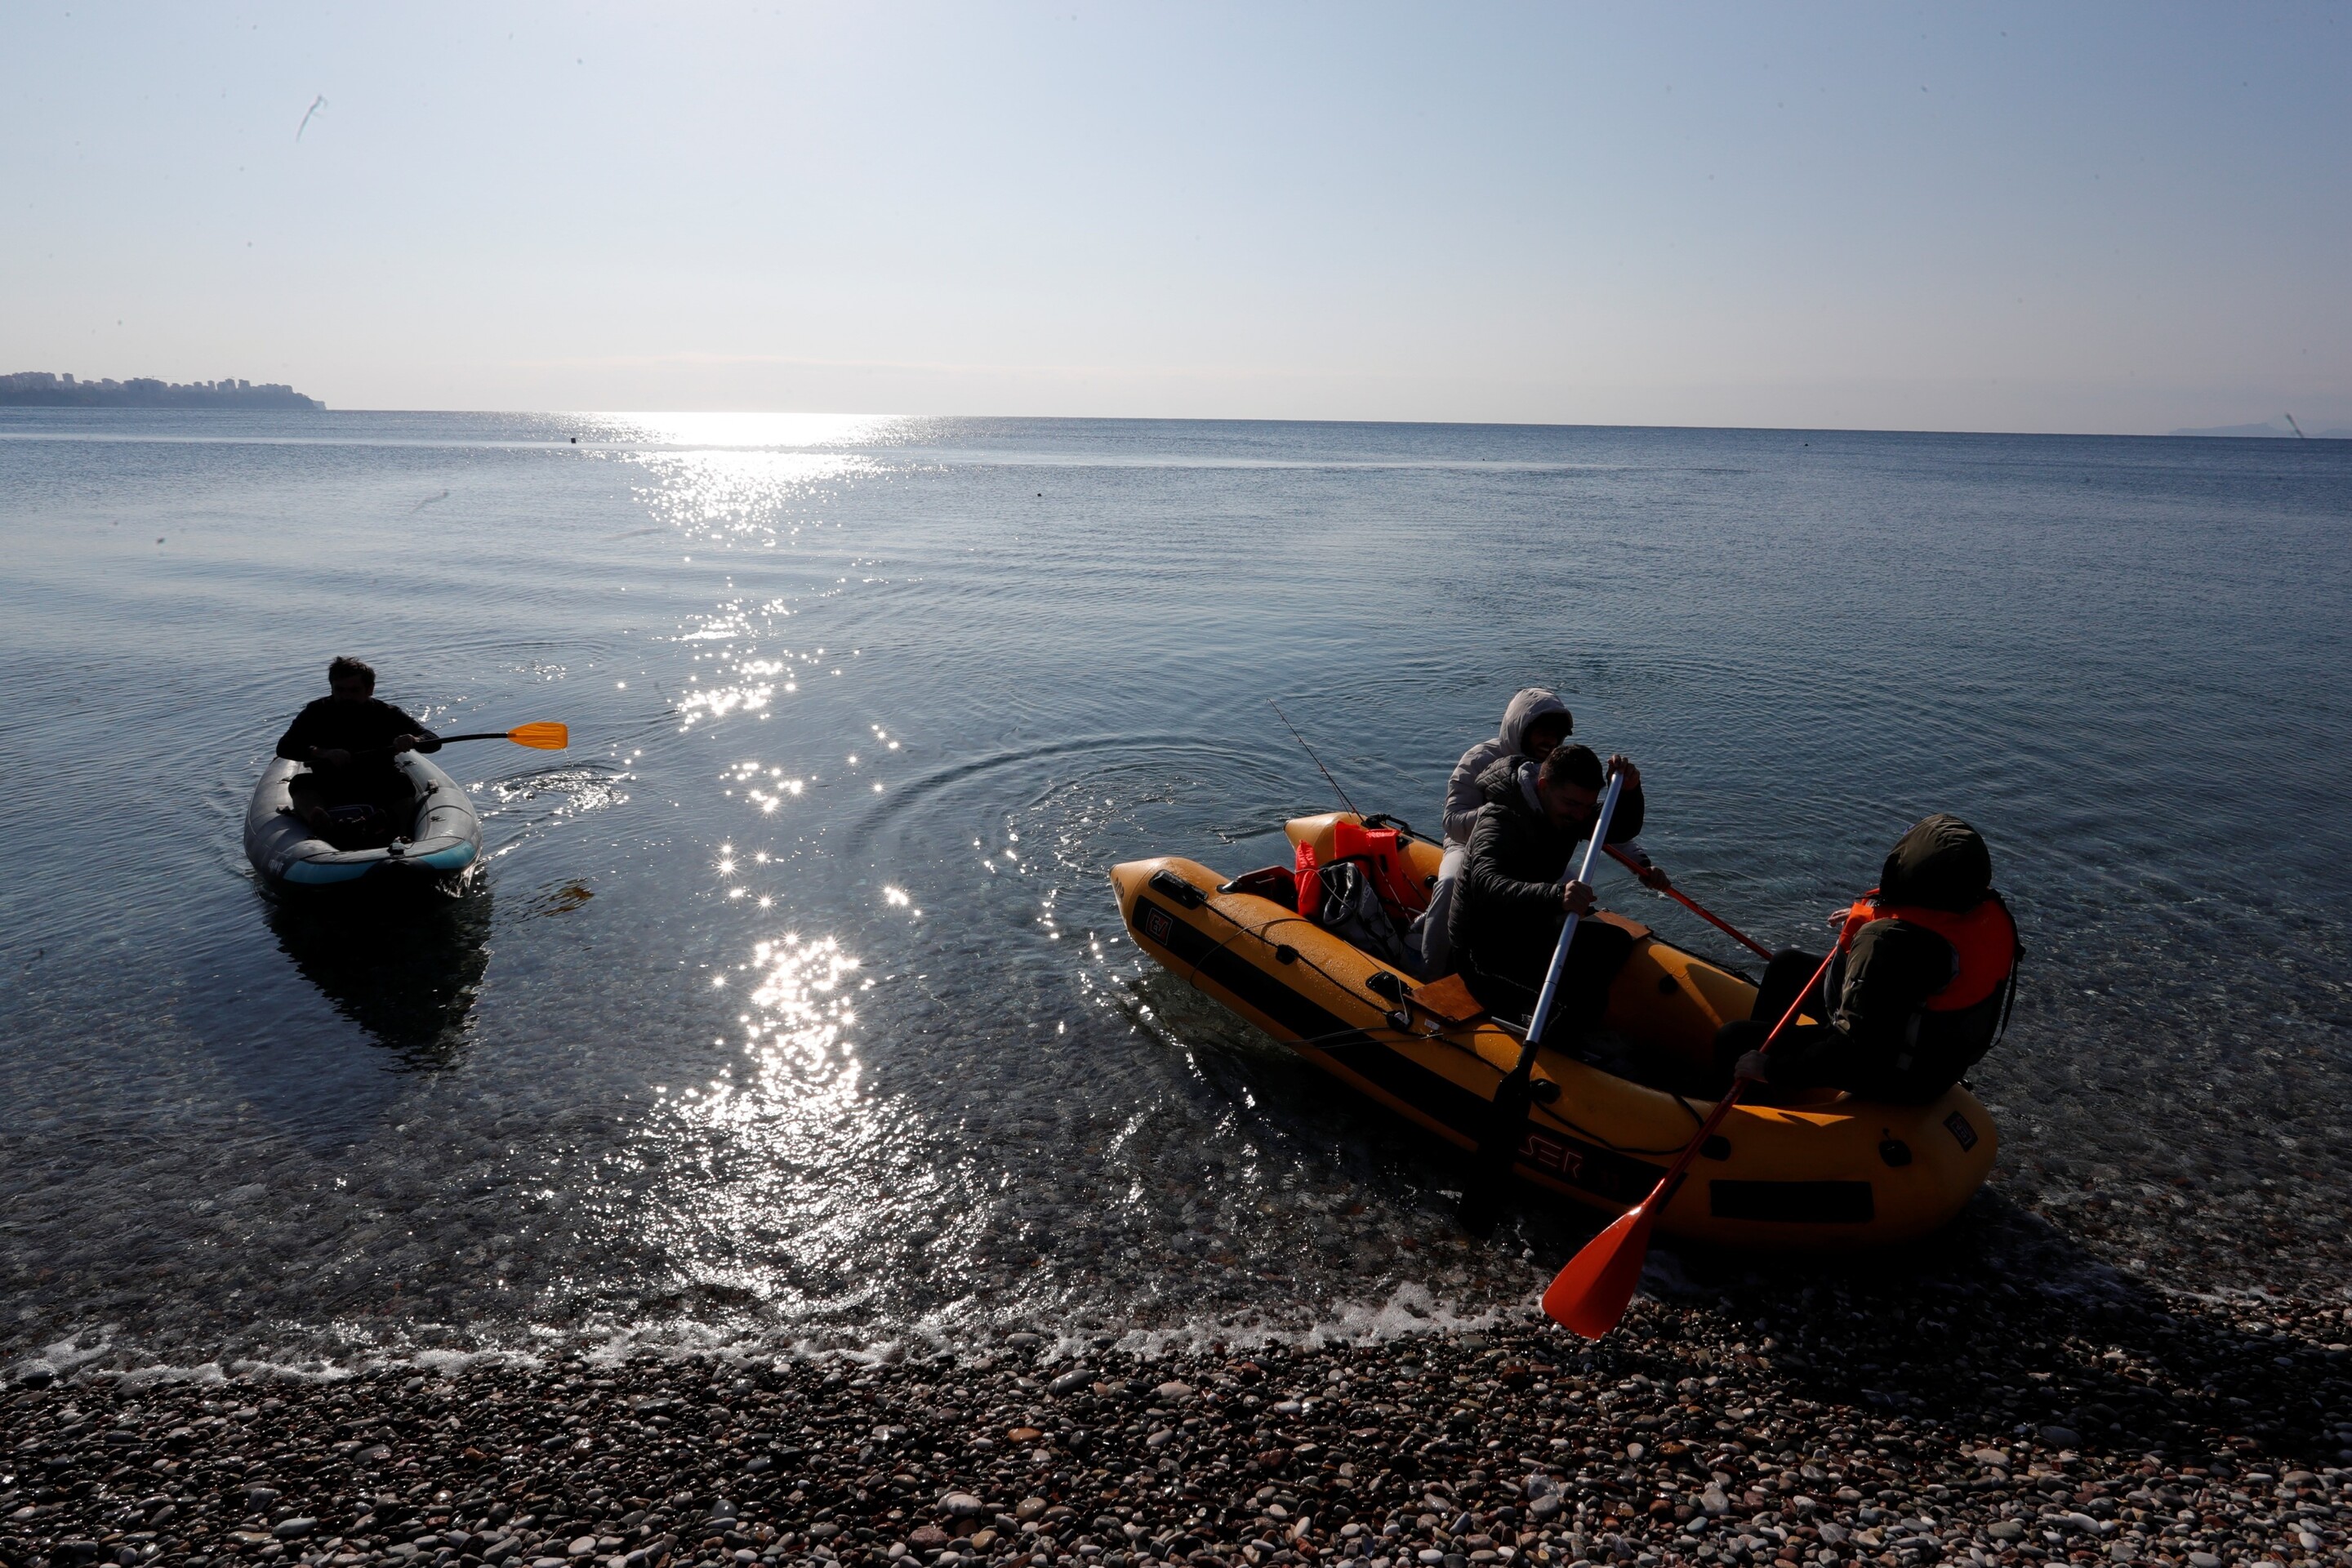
[1879,813,1993,911]
[1497,687,1572,761]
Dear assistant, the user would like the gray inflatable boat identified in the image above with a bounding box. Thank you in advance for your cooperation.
[243,751,483,893]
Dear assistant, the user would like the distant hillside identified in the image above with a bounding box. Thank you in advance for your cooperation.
[2169,416,2351,439]
[0,371,323,410]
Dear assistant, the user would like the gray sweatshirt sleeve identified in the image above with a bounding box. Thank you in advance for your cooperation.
[1441,740,1500,847]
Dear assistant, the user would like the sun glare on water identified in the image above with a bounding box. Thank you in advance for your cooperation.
[598,412,910,450]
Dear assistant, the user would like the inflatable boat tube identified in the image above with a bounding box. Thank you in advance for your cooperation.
[243,751,483,894]
[1109,813,1998,1252]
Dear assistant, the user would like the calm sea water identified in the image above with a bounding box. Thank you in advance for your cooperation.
[2,411,2348,1374]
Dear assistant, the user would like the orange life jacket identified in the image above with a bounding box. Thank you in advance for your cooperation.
[1330,820,1428,919]
[1837,891,2018,1011]
[1295,822,1427,923]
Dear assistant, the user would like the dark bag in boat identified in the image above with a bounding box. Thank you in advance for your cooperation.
[1878,813,1993,912]
[323,802,394,849]
[1316,860,1419,974]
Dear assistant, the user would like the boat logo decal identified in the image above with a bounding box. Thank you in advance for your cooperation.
[1513,1128,1658,1205]
[1140,904,1176,947]
[1517,1129,1588,1184]
[1944,1110,1978,1152]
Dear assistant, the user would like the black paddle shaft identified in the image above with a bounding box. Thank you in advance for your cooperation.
[327,730,534,759]
[1460,1056,1539,1237]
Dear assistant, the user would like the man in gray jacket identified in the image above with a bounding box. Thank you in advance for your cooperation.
[1417,688,1667,973]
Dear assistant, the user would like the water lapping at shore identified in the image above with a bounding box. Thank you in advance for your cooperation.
[6,1272,2347,1568]
[2,412,2350,1384]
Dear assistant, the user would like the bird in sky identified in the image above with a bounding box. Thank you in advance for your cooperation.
[296,94,327,141]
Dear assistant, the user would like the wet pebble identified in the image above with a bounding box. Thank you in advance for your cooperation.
[3,1295,2349,1568]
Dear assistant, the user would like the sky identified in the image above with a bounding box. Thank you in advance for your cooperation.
[5,2,2349,431]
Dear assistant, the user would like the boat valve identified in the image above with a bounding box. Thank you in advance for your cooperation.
[1147,869,1206,910]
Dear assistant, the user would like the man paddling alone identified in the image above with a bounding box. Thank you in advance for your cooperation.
[274,656,441,837]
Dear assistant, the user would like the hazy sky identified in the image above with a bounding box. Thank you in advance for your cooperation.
[7,2,2348,430]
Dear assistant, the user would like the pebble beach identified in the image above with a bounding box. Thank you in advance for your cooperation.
[9,1259,2348,1568]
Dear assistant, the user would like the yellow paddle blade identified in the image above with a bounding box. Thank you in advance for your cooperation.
[507,721,569,750]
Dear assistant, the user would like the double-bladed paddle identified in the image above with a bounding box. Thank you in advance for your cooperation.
[1459,767,1627,1236]
[429,722,569,750]
[327,723,568,763]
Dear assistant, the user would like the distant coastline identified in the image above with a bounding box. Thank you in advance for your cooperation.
[0,370,323,410]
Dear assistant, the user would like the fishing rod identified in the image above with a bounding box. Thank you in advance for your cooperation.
[1269,699,1362,818]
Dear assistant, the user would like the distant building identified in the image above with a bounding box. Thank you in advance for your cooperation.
[0,371,325,410]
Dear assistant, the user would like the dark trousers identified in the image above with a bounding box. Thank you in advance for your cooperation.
[1713,947,1849,1098]
[1463,919,1637,1050]
[1711,943,1979,1102]
[1753,946,1834,1030]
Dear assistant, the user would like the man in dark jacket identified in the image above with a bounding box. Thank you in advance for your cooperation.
[274,656,441,835]
[1715,814,2019,1104]
[1446,742,1649,1046]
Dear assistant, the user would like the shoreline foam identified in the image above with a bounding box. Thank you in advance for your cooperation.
[7,1273,2346,1568]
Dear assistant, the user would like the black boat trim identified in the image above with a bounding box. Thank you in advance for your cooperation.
[1708,1178,1875,1224]
[1133,895,1665,1207]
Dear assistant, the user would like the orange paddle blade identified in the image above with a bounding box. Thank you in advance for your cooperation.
[507,722,569,750]
[1541,1200,1659,1339]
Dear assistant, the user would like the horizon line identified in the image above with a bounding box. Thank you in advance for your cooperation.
[7,404,2348,443]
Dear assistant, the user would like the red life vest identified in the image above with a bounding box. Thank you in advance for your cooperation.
[1293,840,1321,918]
[1837,891,2018,1011]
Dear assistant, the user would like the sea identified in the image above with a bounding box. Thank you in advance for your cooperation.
[2,410,2347,1379]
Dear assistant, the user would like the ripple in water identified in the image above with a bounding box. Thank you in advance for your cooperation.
[1,411,2348,1375]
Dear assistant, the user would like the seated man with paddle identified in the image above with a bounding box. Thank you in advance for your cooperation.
[1420,688,1669,973]
[1446,742,1650,1049]
[1715,813,2020,1104]
[274,656,443,841]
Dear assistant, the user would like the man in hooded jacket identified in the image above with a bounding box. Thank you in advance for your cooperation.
[1715,813,2020,1104]
[1419,688,1666,974]
[1446,742,1650,1047]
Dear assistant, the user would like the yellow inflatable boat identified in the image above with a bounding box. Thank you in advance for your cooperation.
[1110,813,1997,1250]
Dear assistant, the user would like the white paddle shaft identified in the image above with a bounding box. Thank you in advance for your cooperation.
[1520,769,1627,1049]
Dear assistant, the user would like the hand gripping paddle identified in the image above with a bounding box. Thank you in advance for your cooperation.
[1604,843,1774,960]
[434,722,569,750]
